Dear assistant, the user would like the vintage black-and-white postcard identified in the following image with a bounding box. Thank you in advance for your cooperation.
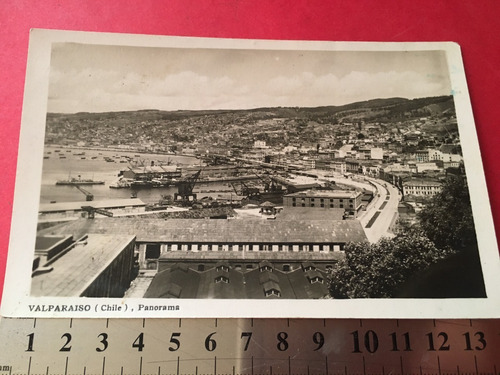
[1,29,499,318]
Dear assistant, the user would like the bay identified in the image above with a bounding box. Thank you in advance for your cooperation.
[40,146,201,204]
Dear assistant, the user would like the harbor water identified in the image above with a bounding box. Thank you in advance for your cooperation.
[40,146,202,204]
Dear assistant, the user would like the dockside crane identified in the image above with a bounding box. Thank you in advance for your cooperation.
[81,206,114,219]
[74,185,94,201]
[229,181,257,197]
[73,185,114,218]
[253,170,284,193]
[241,181,260,197]
[230,182,242,195]
[174,170,201,205]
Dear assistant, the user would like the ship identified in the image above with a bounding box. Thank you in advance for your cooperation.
[130,177,176,189]
[109,177,133,189]
[56,175,105,186]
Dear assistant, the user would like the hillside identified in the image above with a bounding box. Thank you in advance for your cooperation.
[45,96,457,149]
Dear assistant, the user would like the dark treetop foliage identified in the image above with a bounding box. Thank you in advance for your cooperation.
[328,228,450,298]
[417,174,477,252]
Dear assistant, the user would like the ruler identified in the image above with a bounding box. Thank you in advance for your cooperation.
[0,318,499,375]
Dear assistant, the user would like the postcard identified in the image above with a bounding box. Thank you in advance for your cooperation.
[1,29,499,318]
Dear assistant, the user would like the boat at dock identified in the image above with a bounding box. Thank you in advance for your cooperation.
[130,178,176,189]
[56,175,105,186]
[109,178,133,189]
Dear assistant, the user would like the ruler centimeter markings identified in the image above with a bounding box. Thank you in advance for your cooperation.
[0,318,499,375]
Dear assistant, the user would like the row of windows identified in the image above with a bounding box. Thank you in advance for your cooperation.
[214,275,324,286]
[159,243,344,252]
[291,203,354,208]
[404,190,439,196]
[405,185,440,190]
[291,197,354,203]
[196,263,333,274]
[148,263,335,273]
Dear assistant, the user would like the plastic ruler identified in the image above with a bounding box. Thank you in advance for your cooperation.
[0,318,499,375]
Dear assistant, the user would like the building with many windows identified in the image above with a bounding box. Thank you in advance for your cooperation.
[144,259,332,299]
[402,178,442,197]
[36,217,368,299]
[283,189,364,218]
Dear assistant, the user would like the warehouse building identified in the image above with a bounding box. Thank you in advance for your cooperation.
[121,165,182,181]
[35,217,368,299]
[38,198,147,221]
[145,260,331,299]
[402,179,442,197]
[283,189,364,218]
[31,233,136,298]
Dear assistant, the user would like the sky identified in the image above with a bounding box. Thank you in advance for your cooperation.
[47,42,452,113]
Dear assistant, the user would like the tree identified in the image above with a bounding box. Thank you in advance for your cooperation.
[329,229,450,298]
[406,173,487,298]
[418,174,477,252]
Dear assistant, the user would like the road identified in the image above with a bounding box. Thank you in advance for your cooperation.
[327,174,401,243]
[361,177,401,242]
